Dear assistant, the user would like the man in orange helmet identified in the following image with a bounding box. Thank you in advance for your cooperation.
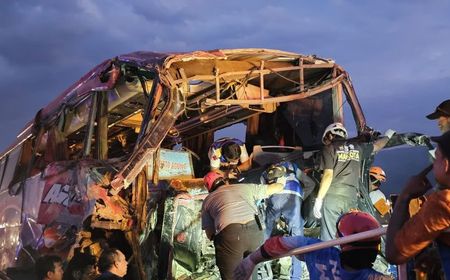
[369,166,391,225]
[234,210,391,280]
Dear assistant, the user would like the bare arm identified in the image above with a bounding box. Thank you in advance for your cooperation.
[238,158,252,172]
[374,129,396,152]
[373,136,390,153]
[317,169,333,200]
[385,192,412,263]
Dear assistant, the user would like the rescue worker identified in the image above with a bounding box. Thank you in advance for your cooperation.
[234,210,391,280]
[369,166,391,225]
[260,161,315,280]
[313,122,395,241]
[208,137,251,177]
[426,99,450,133]
[386,131,450,279]
[201,171,285,280]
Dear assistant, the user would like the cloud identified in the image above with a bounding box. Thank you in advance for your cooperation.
[1,0,450,150]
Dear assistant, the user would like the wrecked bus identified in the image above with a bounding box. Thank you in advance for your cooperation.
[0,48,395,279]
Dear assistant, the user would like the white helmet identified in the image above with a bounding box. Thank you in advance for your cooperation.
[322,122,348,144]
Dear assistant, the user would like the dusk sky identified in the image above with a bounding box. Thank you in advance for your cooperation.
[1,0,449,152]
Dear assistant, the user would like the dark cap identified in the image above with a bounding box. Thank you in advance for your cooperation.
[431,130,450,159]
[426,99,450,119]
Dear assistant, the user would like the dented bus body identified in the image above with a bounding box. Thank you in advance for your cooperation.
[0,49,381,279]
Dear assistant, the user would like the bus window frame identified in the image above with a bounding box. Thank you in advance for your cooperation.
[105,75,156,160]
[1,145,23,195]
[63,95,94,160]
[0,157,7,191]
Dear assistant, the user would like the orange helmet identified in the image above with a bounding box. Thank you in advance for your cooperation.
[336,210,381,252]
[369,166,386,182]
[204,171,225,192]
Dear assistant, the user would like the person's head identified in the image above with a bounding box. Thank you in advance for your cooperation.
[97,248,127,277]
[369,166,386,191]
[263,163,287,184]
[427,99,450,133]
[222,142,241,164]
[63,252,97,280]
[336,210,381,270]
[431,131,450,187]
[322,122,348,145]
[204,171,226,192]
[35,255,64,280]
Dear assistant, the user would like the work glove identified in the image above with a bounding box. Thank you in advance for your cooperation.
[313,198,323,219]
[384,129,396,139]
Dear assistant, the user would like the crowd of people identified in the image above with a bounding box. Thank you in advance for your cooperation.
[34,248,128,280]
[202,99,450,279]
[32,99,450,279]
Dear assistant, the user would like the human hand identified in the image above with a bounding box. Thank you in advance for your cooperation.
[401,165,433,199]
[384,129,396,139]
[233,256,256,280]
[313,198,323,219]
[227,170,238,179]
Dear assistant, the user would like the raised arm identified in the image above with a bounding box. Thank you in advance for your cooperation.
[373,129,396,153]
[386,165,433,263]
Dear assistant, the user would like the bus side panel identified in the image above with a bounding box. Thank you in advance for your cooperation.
[33,162,94,258]
[19,174,46,258]
[0,190,22,270]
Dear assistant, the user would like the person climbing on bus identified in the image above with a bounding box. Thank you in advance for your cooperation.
[260,161,315,280]
[208,137,251,177]
[369,166,391,225]
[233,210,392,280]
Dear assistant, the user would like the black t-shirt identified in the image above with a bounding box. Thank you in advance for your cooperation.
[321,139,373,191]
[95,271,123,280]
